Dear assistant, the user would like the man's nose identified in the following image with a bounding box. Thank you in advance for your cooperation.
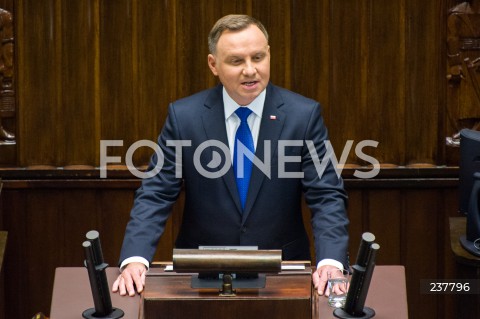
[243,62,257,76]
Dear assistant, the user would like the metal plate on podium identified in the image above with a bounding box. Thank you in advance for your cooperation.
[143,261,313,319]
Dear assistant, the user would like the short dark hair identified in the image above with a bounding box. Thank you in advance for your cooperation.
[208,14,269,54]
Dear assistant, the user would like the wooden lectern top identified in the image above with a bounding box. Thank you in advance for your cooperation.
[314,265,408,319]
[49,267,140,319]
[49,264,408,319]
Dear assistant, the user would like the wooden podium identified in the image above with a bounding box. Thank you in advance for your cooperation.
[143,262,312,319]
[49,265,408,319]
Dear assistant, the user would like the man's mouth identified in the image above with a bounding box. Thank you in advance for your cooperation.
[242,81,258,87]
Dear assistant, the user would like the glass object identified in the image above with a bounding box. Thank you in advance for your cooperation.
[327,268,350,308]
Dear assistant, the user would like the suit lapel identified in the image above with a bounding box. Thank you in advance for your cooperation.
[201,85,243,214]
[242,84,285,223]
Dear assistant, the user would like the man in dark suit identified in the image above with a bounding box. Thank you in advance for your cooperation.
[112,14,349,298]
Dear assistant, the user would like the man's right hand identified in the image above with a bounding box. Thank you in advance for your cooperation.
[111,262,147,296]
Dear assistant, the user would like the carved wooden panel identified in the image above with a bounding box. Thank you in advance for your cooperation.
[0,8,14,144]
[0,5,14,166]
[446,1,480,143]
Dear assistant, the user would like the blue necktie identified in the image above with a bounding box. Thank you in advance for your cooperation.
[233,107,254,211]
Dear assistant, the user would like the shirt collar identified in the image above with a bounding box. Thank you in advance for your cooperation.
[223,87,266,120]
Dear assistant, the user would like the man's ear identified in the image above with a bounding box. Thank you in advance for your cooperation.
[207,54,218,76]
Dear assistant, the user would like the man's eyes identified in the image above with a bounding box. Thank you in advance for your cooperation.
[228,55,264,65]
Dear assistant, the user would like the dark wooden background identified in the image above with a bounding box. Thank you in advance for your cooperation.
[3,0,463,168]
[0,0,476,318]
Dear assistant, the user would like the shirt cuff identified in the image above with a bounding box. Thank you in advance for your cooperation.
[316,258,344,271]
[120,256,149,271]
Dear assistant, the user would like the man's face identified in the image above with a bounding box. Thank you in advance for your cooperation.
[208,24,270,106]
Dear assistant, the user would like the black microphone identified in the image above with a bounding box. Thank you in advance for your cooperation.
[82,230,124,319]
[334,232,379,319]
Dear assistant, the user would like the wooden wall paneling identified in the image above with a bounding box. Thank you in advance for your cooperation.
[61,189,102,267]
[16,0,61,166]
[2,188,51,319]
[367,189,403,265]
[0,181,2,229]
[252,0,291,90]
[25,190,63,319]
[327,1,369,164]
[404,0,441,165]
[66,190,94,263]
[9,0,457,169]
[439,0,454,167]
[215,0,252,17]
[439,0,451,167]
[61,1,98,165]
[133,0,176,165]
[99,0,136,161]
[175,0,218,100]
[1,189,27,318]
[291,0,330,107]
[403,189,440,319]
[1,182,145,318]
[0,239,3,319]
[365,0,406,165]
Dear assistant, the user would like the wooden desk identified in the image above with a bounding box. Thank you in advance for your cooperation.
[49,268,141,319]
[50,266,408,319]
[314,265,408,319]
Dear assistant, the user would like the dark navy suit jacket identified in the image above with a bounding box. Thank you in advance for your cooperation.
[119,83,349,267]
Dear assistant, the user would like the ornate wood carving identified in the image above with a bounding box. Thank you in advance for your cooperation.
[0,8,14,145]
[446,1,480,146]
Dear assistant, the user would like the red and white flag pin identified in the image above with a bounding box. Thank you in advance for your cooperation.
[269,115,277,120]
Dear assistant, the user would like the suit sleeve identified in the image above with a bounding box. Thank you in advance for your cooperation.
[301,103,349,268]
[118,103,183,266]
